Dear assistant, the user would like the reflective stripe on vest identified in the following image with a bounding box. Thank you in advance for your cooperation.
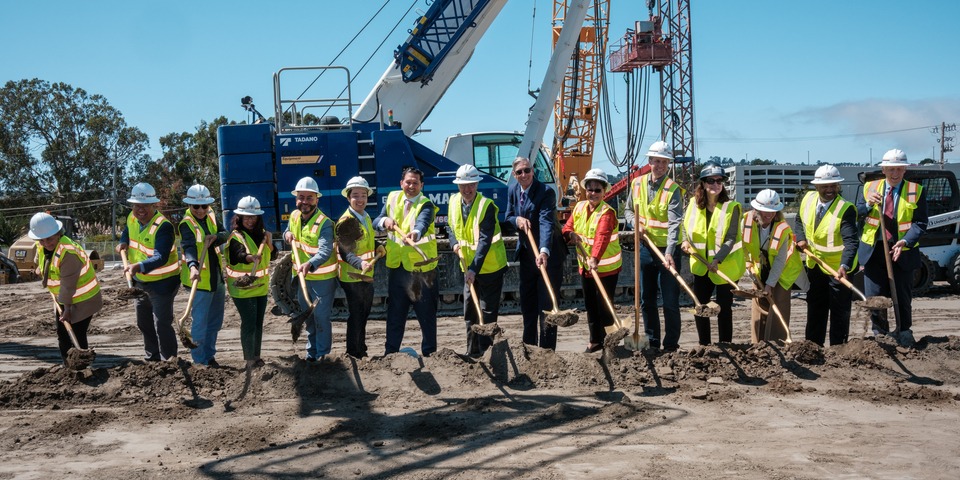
[743,212,802,290]
[179,210,222,290]
[384,191,439,272]
[572,201,622,273]
[289,208,338,280]
[225,230,270,297]
[683,200,745,285]
[449,193,507,275]
[799,191,854,271]
[860,180,922,249]
[39,236,101,303]
[337,210,376,282]
[126,211,180,282]
[631,174,678,247]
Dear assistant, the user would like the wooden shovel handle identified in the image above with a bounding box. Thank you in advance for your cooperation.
[360,249,385,275]
[457,249,485,324]
[798,244,867,301]
[875,211,902,330]
[119,249,135,287]
[49,292,82,349]
[575,241,624,330]
[642,234,702,308]
[523,228,561,311]
[179,244,209,324]
[290,239,312,302]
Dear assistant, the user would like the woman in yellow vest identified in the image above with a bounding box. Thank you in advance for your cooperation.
[742,189,808,343]
[681,163,745,346]
[225,196,276,368]
[29,212,103,366]
[336,177,379,359]
[562,168,621,353]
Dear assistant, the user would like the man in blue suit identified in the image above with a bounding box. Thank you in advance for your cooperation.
[505,156,568,350]
[855,148,927,347]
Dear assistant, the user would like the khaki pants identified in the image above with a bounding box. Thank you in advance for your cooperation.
[751,284,791,343]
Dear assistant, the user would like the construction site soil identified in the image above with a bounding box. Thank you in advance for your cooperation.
[0,267,958,479]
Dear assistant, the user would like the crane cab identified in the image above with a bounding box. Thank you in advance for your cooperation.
[609,16,673,72]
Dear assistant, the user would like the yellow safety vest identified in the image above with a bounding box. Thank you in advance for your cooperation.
[572,200,622,274]
[449,193,508,274]
[384,191,439,272]
[861,180,922,249]
[683,200,745,285]
[38,236,100,304]
[126,211,180,282]
[179,210,222,290]
[798,191,855,272]
[289,208,338,281]
[224,231,271,298]
[742,212,802,290]
[337,210,376,283]
[631,173,679,248]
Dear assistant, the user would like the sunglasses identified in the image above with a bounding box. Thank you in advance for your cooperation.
[191,204,210,210]
[702,178,724,185]
[514,167,532,176]
[586,188,604,193]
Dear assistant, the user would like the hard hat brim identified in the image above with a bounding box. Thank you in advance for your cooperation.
[291,189,322,197]
[878,161,910,167]
[127,196,160,204]
[751,199,784,212]
[234,208,265,216]
[184,196,216,205]
[810,177,844,185]
[341,186,374,198]
[646,152,674,160]
[452,177,481,185]
[28,219,63,240]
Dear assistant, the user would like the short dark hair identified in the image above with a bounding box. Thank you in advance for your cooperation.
[401,166,424,182]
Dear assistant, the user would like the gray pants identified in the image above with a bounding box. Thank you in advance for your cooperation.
[135,276,180,361]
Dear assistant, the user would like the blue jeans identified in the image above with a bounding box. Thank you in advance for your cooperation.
[299,277,336,359]
[189,282,226,365]
[640,244,682,349]
[135,276,180,361]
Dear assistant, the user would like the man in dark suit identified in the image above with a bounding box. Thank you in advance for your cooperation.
[505,156,567,349]
[855,148,927,347]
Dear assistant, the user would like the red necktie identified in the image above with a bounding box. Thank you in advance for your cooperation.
[404,200,411,218]
[883,186,895,241]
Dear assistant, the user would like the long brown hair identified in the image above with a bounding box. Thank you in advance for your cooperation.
[694,178,730,209]
[231,214,266,245]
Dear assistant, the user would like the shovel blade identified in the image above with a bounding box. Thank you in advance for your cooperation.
[544,309,579,327]
[65,347,96,370]
[413,257,439,267]
[602,327,630,349]
[347,272,374,283]
[288,297,320,341]
[470,322,502,337]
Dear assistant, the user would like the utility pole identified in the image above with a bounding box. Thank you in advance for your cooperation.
[938,121,956,167]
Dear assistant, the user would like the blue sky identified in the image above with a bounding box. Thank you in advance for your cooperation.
[3,0,958,174]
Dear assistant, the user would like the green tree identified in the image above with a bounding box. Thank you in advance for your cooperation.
[0,79,149,232]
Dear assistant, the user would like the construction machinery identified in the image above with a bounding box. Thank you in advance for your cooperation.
[4,216,104,283]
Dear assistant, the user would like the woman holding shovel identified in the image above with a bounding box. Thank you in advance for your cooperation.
[447,165,508,358]
[742,189,808,343]
[225,196,276,368]
[30,212,102,367]
[680,163,745,346]
[336,177,378,359]
[563,168,622,353]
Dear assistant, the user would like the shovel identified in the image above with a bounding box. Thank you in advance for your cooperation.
[743,267,792,344]
[389,226,437,302]
[575,240,630,349]
[116,249,146,300]
[288,239,321,342]
[645,234,721,318]
[393,226,439,267]
[685,247,763,300]
[49,292,95,370]
[346,246,385,283]
[174,245,206,350]
[876,210,903,332]
[623,228,646,351]
[234,240,267,288]
[523,228,578,327]
[798,244,892,311]
[457,249,501,337]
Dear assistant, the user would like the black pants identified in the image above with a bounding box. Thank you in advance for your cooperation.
[518,248,561,349]
[863,246,913,334]
[340,279,374,358]
[582,273,618,345]
[804,267,852,346]
[385,268,438,356]
[692,273,734,345]
[233,295,267,360]
[464,267,505,357]
[56,316,92,365]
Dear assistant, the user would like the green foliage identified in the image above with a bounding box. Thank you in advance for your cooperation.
[0,213,24,247]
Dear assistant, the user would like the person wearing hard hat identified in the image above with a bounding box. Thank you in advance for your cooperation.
[373,166,440,357]
[336,176,379,358]
[680,162,745,346]
[855,149,928,347]
[563,168,622,352]
[225,196,276,368]
[116,182,182,361]
[795,165,859,346]
[505,156,567,350]
[283,176,338,362]
[624,140,683,352]
[447,165,508,357]
[742,189,808,343]
[178,184,230,367]
[30,212,103,366]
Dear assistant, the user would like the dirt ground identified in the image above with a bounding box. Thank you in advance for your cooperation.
[0,267,958,479]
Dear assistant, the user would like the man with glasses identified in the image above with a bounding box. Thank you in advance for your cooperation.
[116,182,181,362]
[374,166,440,357]
[624,140,683,352]
[283,176,338,362]
[505,156,567,350]
[179,184,229,366]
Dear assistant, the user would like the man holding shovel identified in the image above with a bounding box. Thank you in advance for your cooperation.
[336,176,378,359]
[856,149,928,347]
[117,182,181,362]
[447,165,508,358]
[374,167,440,357]
[625,141,683,352]
[795,165,859,346]
[178,184,230,367]
[284,177,338,362]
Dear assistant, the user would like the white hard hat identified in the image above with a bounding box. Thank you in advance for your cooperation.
[127,182,160,204]
[28,212,63,240]
[811,165,844,185]
[699,162,726,180]
[580,168,610,191]
[879,148,909,167]
[646,140,674,160]
[751,189,784,212]
[234,196,264,216]
[452,164,482,184]
[341,176,374,198]
[291,177,321,197]
[183,184,215,205]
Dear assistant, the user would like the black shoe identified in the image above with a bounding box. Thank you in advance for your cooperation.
[207,358,220,368]
[662,346,679,353]
[305,356,317,362]
[584,344,603,353]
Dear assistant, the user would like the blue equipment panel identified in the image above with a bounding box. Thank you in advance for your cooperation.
[217,123,274,155]
[220,153,274,184]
